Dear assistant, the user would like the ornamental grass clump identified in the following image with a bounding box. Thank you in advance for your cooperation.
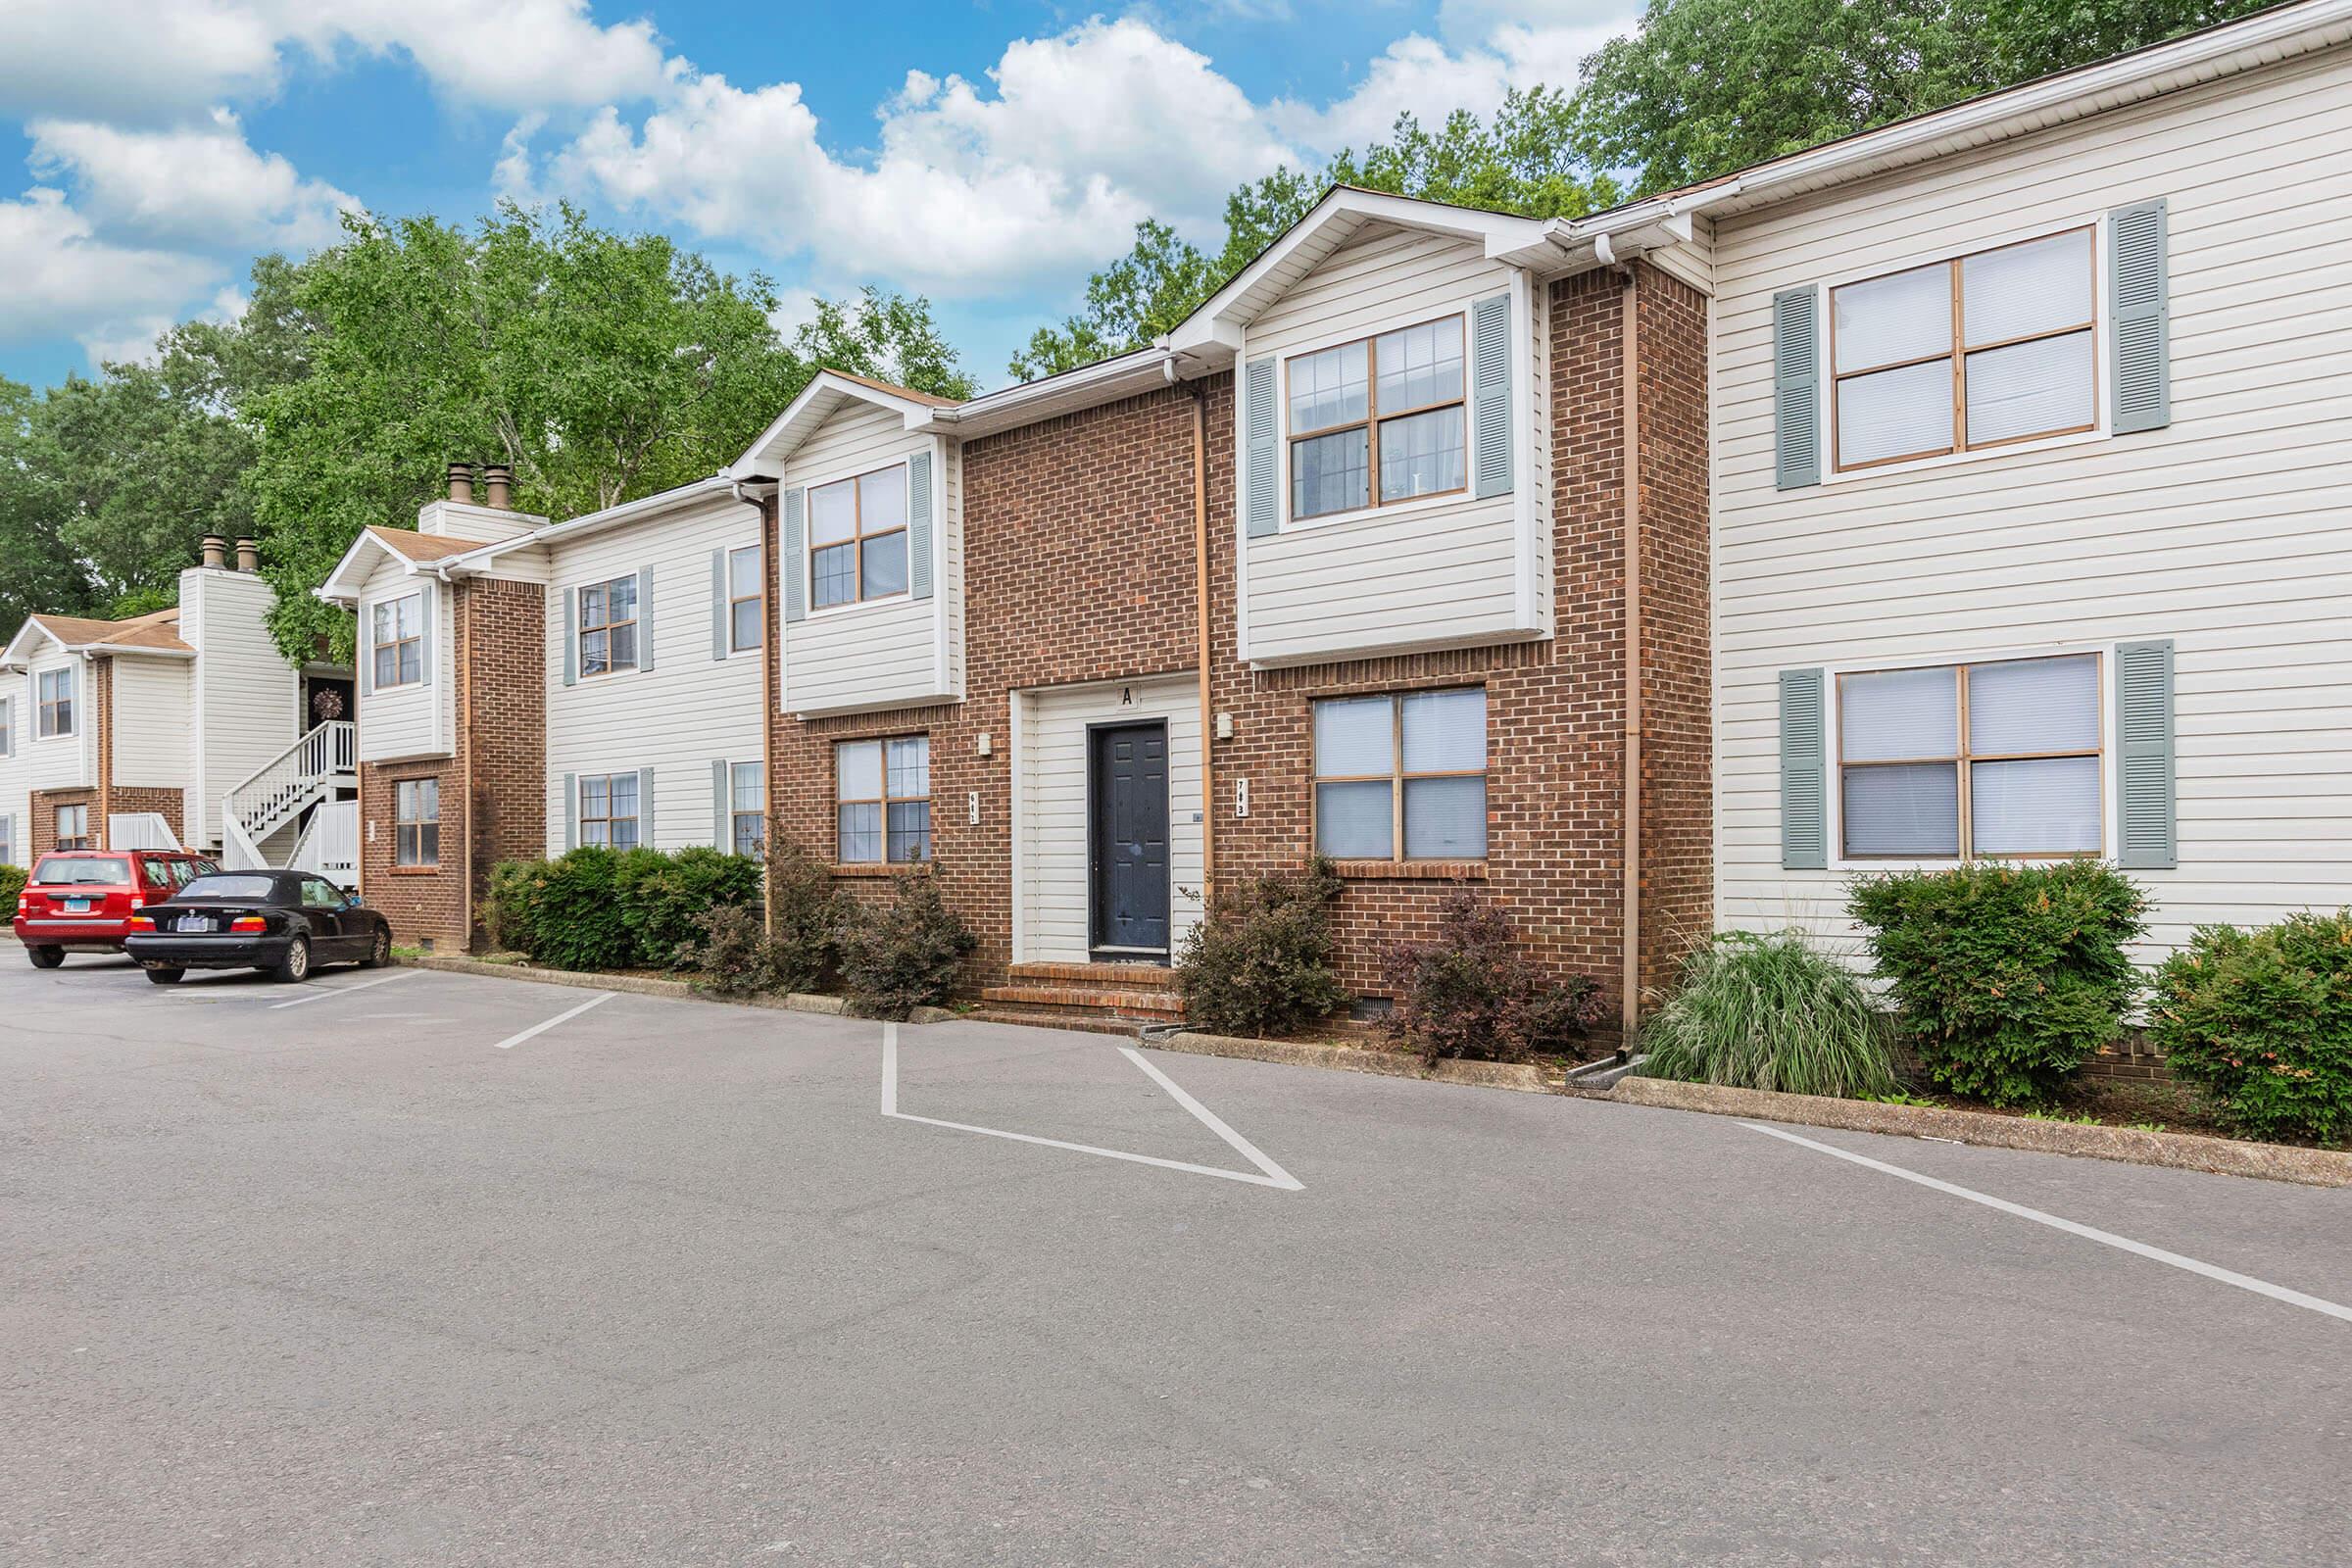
[2150,911,2352,1146]
[1638,929,1898,1099]
[1847,860,2147,1107]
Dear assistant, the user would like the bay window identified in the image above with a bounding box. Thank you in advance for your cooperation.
[1832,226,2096,470]
[1839,653,2102,859]
[1312,687,1487,861]
[1288,315,1466,521]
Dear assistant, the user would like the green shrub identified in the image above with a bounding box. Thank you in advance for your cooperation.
[1175,859,1349,1038]
[480,860,540,955]
[1380,889,1606,1066]
[614,845,762,968]
[833,875,976,1019]
[766,841,837,994]
[1848,860,2147,1106]
[679,904,784,997]
[1640,930,1898,1099]
[520,847,635,971]
[2150,912,2352,1146]
[0,863,25,912]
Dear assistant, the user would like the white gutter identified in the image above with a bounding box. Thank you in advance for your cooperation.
[436,474,745,578]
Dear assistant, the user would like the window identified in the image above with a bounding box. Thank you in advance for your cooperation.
[370,594,423,688]
[578,576,639,677]
[728,545,762,652]
[1288,315,1467,521]
[1312,688,1487,860]
[0,697,12,755]
[143,859,174,891]
[730,760,765,857]
[0,814,13,867]
[1839,653,2102,860]
[301,876,345,909]
[55,804,92,851]
[1831,226,2096,471]
[37,667,74,738]
[809,465,908,610]
[836,736,929,863]
[578,772,641,849]
[395,777,440,867]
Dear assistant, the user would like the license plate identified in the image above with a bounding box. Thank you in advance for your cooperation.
[64,897,92,913]
[174,915,212,933]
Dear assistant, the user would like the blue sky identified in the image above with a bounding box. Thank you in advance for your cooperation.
[0,1,1636,392]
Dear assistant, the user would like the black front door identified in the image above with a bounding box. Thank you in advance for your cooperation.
[1090,722,1171,956]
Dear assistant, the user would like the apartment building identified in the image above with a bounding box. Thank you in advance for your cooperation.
[330,0,2352,1023]
[0,539,352,874]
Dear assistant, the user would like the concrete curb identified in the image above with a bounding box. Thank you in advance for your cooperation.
[1155,1029,1552,1094]
[1603,1074,2352,1188]
[395,954,890,1020]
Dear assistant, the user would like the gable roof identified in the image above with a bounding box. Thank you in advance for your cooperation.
[317,524,503,606]
[730,368,958,476]
[2,607,192,668]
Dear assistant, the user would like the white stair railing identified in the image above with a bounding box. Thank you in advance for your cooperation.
[289,800,360,883]
[222,720,357,864]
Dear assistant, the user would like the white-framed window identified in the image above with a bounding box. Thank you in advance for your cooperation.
[809,464,909,610]
[370,593,424,688]
[836,736,929,863]
[55,803,91,851]
[730,760,764,857]
[0,696,12,756]
[1287,314,1467,522]
[1311,687,1487,861]
[0,812,15,866]
[578,772,641,849]
[1838,653,2103,861]
[1830,225,2097,473]
[727,545,762,653]
[36,666,74,738]
[578,576,640,677]
[394,778,440,867]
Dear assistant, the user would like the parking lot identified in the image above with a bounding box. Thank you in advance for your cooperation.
[3,953,2347,1566]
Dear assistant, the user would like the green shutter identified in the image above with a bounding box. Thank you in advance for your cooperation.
[1244,357,1278,538]
[562,772,576,852]
[907,449,934,601]
[1773,288,1822,490]
[560,586,575,686]
[1470,292,1513,499]
[635,566,656,670]
[2109,198,2170,434]
[2115,640,2176,869]
[1780,668,1828,869]
[638,766,657,848]
[712,759,730,849]
[416,588,434,688]
[782,487,808,623]
[710,549,727,662]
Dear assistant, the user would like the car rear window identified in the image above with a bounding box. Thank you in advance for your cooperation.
[31,856,133,886]
[179,875,277,901]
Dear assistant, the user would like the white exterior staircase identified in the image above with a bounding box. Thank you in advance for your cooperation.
[222,720,358,877]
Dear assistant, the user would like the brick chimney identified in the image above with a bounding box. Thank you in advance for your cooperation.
[234,537,260,572]
[480,464,513,510]
[447,462,476,505]
[199,534,228,570]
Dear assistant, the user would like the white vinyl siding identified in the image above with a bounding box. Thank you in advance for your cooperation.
[109,659,191,789]
[543,492,763,856]
[1241,224,1547,666]
[1012,674,1203,964]
[781,402,959,715]
[24,653,92,790]
[355,560,450,763]
[1712,44,2352,964]
[181,565,304,851]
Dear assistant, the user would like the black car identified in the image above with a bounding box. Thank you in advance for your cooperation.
[124,869,394,985]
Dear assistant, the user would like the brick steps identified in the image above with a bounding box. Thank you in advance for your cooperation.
[977,961,1185,1025]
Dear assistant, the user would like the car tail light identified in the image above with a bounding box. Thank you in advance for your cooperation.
[231,916,268,932]
[127,914,155,930]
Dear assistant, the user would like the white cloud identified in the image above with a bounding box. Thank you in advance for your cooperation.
[544,19,1297,295]
[0,188,222,356]
[28,109,360,249]
[0,0,676,122]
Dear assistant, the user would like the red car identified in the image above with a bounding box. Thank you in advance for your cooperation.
[14,850,220,968]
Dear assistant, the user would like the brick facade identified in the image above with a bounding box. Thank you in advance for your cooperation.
[764,261,1712,1028]
[359,578,547,952]
[29,788,96,857]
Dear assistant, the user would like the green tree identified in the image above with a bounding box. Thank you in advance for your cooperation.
[246,203,972,662]
[795,285,979,400]
[0,378,95,645]
[1010,90,1618,379]
[1574,0,2277,196]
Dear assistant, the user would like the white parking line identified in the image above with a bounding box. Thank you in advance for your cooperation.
[491,990,615,1050]
[268,971,413,1010]
[880,1025,1302,1191]
[1743,1121,2352,1325]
